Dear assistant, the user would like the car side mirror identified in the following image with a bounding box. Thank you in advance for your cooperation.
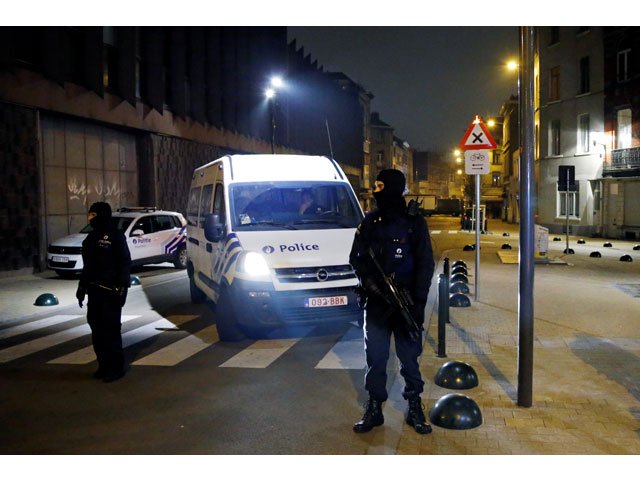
[131,229,144,237]
[204,214,224,243]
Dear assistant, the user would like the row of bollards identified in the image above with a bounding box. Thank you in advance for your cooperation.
[34,275,142,307]
[552,237,636,261]
[429,360,483,430]
[437,258,472,357]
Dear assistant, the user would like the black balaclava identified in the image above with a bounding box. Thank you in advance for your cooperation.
[88,201,112,231]
[373,169,406,211]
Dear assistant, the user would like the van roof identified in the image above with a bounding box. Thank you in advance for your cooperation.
[195,154,346,182]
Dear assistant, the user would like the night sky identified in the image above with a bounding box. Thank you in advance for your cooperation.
[287,26,519,153]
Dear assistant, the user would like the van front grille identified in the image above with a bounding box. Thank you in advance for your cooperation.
[274,264,356,283]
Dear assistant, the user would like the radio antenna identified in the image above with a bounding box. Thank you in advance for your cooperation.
[325,118,334,159]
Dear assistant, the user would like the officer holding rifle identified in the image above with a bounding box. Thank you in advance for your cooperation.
[349,169,435,434]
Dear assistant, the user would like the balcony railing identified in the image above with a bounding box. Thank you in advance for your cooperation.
[604,147,640,176]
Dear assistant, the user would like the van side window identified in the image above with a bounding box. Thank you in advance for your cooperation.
[213,183,226,231]
[187,187,201,226]
[198,184,214,228]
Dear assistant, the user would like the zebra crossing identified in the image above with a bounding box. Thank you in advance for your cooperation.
[0,312,367,370]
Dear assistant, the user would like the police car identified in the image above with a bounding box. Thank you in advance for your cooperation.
[47,207,187,277]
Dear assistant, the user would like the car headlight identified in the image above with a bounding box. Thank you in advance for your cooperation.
[238,251,270,277]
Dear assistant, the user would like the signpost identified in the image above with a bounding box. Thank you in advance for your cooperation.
[558,165,576,254]
[459,116,497,301]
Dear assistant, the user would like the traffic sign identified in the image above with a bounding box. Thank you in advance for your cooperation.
[459,115,497,150]
[464,150,490,174]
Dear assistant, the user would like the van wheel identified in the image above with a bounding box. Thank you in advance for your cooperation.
[215,289,245,342]
[173,246,188,269]
[189,274,206,303]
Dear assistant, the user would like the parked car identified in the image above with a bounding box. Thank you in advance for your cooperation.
[47,207,187,277]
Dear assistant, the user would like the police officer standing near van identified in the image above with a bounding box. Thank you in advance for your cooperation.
[349,169,435,434]
[76,202,131,383]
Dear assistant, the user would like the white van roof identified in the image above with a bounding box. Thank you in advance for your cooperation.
[195,154,347,183]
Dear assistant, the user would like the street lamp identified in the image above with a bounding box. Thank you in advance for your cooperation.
[265,76,285,154]
[506,60,518,72]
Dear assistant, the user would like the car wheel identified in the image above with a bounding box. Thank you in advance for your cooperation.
[215,288,245,342]
[173,246,188,269]
[189,274,206,303]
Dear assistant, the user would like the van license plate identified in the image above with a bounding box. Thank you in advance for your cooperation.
[52,256,68,263]
[305,296,348,308]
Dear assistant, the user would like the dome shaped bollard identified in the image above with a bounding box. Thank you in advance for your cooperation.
[553,236,562,241]
[620,255,633,262]
[577,239,586,244]
[603,242,613,247]
[434,361,479,390]
[129,275,141,286]
[449,281,470,294]
[451,265,467,276]
[501,243,512,250]
[463,244,476,251]
[590,251,601,258]
[34,293,59,306]
[563,248,575,254]
[502,232,510,236]
[449,292,471,307]
[633,245,640,251]
[429,393,483,430]
[450,272,468,284]
[452,260,467,269]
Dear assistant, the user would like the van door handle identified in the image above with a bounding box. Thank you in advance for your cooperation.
[188,237,199,246]
[206,243,213,253]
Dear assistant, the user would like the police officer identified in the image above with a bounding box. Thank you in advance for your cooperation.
[349,169,435,434]
[76,202,131,383]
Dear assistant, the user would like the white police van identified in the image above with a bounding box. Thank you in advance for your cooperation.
[47,208,187,277]
[186,154,364,341]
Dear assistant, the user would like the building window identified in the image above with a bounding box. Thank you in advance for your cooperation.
[492,173,501,186]
[616,109,632,149]
[577,114,590,153]
[617,49,630,82]
[579,57,590,94]
[549,66,560,102]
[549,120,561,156]
[550,27,559,45]
[558,190,579,218]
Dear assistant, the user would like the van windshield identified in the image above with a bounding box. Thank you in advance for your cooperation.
[229,182,363,231]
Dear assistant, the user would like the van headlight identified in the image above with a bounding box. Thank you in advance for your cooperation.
[238,251,270,277]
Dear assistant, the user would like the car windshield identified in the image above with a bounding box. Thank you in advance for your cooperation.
[79,217,134,233]
[229,182,362,231]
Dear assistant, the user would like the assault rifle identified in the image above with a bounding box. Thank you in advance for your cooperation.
[367,247,421,341]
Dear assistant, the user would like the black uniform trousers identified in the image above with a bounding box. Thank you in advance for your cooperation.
[87,287,124,376]
[363,300,424,402]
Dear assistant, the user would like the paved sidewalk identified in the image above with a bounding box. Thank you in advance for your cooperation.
[397,221,640,454]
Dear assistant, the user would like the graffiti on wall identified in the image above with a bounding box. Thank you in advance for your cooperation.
[67,176,135,207]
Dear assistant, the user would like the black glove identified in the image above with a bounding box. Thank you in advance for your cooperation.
[117,287,128,307]
[76,287,86,308]
[411,300,427,328]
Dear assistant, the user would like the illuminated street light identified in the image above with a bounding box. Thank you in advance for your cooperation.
[265,87,276,99]
[487,119,496,128]
[454,149,461,157]
[506,60,518,71]
[270,76,284,88]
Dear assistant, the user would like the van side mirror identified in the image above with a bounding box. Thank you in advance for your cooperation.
[204,214,224,242]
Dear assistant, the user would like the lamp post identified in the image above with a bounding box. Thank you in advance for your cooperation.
[265,76,284,154]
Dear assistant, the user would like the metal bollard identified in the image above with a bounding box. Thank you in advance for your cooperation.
[444,257,450,276]
[437,273,449,358]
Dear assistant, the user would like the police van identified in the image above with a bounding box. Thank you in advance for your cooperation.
[47,208,187,277]
[186,154,364,341]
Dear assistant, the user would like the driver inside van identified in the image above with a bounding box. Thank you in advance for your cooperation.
[299,189,320,215]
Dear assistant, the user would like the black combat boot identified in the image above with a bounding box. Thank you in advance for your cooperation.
[406,397,432,434]
[353,398,384,433]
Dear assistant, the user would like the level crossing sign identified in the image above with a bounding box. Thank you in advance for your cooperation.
[459,115,498,150]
